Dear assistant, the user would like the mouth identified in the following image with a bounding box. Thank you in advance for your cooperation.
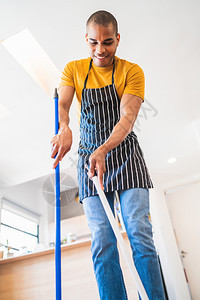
[94,55,108,61]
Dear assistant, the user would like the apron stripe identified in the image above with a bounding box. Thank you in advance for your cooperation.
[127,138,135,188]
[137,147,148,186]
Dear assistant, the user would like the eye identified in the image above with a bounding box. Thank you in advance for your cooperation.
[89,41,114,46]
[104,42,114,45]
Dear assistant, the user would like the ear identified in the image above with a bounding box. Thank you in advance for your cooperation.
[116,33,120,46]
[85,33,88,42]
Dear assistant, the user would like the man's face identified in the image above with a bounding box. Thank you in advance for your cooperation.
[85,22,120,67]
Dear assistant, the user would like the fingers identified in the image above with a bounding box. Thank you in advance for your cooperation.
[98,168,104,191]
[87,160,105,191]
[62,148,70,158]
[52,146,71,169]
[50,136,58,158]
[51,144,59,159]
[88,167,104,191]
[52,150,62,169]
[51,132,72,168]
[88,160,96,178]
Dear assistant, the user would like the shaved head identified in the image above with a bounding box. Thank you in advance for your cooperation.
[86,10,118,37]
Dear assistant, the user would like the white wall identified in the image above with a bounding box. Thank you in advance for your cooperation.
[166,181,200,300]
[150,185,191,300]
[48,214,91,244]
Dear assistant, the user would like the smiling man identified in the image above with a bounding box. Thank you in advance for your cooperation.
[86,22,119,67]
[51,10,165,300]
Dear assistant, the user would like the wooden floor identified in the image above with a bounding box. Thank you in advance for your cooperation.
[0,235,139,299]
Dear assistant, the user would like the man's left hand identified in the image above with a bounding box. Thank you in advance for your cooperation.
[86,147,107,190]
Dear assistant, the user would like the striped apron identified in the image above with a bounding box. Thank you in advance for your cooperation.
[77,58,154,204]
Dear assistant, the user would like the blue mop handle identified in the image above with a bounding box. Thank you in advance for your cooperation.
[54,88,62,300]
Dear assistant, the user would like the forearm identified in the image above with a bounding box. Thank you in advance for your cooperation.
[58,85,75,130]
[59,101,70,130]
[99,94,142,155]
[100,114,137,155]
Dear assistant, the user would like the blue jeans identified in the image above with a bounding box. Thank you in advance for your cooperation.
[82,188,166,300]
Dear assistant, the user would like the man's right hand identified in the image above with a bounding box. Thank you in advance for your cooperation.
[50,124,72,169]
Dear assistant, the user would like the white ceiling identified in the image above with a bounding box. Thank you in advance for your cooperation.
[0,0,200,192]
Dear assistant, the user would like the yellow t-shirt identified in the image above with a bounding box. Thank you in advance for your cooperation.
[59,56,145,124]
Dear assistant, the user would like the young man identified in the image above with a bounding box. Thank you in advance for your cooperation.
[51,10,165,300]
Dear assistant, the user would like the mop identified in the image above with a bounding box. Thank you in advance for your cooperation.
[54,88,62,300]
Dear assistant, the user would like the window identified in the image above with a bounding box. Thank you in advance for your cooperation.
[0,198,40,256]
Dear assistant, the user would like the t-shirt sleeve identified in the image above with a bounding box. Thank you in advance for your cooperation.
[59,61,75,89]
[123,64,145,102]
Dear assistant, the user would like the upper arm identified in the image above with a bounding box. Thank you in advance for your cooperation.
[58,60,76,112]
[123,64,145,102]
[59,61,75,89]
[120,94,142,128]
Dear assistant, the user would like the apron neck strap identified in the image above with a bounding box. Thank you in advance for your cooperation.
[83,57,116,89]
[83,58,93,89]
[112,57,116,85]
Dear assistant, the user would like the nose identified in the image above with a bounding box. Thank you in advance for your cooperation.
[96,43,105,55]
